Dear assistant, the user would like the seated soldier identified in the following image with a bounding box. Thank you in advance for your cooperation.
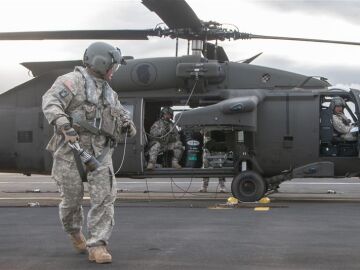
[331,96,357,142]
[147,107,183,170]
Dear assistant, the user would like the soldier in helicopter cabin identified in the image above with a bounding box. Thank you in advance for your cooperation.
[147,107,183,169]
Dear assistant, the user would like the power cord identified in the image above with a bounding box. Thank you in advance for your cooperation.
[113,130,128,175]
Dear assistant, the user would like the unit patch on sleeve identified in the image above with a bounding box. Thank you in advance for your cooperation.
[59,89,69,98]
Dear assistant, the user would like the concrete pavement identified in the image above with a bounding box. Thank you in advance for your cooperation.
[1,173,360,206]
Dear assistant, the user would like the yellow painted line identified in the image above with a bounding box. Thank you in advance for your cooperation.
[254,207,270,211]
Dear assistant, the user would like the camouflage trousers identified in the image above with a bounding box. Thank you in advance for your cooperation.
[340,133,357,142]
[148,141,183,164]
[202,177,226,188]
[202,150,225,187]
[52,155,117,247]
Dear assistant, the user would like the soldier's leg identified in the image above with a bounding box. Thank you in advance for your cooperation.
[200,177,209,192]
[343,133,357,141]
[219,177,226,192]
[52,157,86,252]
[169,141,183,168]
[86,162,117,248]
[200,149,210,192]
[147,141,161,169]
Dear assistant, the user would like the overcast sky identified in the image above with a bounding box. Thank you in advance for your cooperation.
[0,0,359,94]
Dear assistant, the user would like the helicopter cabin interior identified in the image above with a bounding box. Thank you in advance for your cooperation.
[319,92,359,157]
[111,97,243,177]
[142,101,236,170]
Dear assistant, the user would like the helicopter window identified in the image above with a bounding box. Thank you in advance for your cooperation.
[170,105,190,115]
[319,95,358,157]
[122,104,134,120]
[172,105,191,128]
[321,97,357,123]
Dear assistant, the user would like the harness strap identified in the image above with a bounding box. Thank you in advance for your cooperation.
[96,140,112,163]
[71,148,88,182]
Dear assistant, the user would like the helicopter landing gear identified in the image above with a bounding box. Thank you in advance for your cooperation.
[231,171,266,202]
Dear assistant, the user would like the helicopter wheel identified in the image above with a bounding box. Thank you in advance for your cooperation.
[231,171,266,202]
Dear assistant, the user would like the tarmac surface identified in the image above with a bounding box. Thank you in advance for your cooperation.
[1,173,360,269]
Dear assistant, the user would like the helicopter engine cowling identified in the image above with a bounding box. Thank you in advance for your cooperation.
[175,95,263,131]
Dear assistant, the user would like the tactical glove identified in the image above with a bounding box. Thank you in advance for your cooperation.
[61,124,79,143]
[122,121,137,137]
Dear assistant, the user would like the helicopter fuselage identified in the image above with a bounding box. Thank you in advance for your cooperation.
[0,56,358,201]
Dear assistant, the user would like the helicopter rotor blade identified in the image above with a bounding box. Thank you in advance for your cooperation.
[142,0,202,31]
[236,33,360,46]
[0,29,159,40]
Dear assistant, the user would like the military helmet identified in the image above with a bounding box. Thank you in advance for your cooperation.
[83,42,124,76]
[331,96,346,108]
[160,106,174,118]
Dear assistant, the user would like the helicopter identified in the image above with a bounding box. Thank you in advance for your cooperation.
[1,0,360,202]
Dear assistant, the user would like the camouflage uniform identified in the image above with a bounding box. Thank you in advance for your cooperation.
[147,118,183,166]
[332,112,357,141]
[200,132,226,192]
[42,66,134,247]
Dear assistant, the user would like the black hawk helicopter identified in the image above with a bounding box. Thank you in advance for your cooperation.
[1,0,360,202]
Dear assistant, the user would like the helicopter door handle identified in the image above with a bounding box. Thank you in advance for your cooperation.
[38,112,44,130]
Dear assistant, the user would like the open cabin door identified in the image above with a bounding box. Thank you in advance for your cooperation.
[349,89,360,158]
[113,98,145,175]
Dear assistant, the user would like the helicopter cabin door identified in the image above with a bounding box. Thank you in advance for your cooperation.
[349,89,360,158]
[15,107,45,174]
[112,98,145,175]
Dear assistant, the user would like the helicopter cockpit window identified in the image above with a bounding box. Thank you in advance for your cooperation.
[319,95,358,157]
[321,99,357,124]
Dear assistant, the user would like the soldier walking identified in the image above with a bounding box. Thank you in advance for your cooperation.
[42,42,136,264]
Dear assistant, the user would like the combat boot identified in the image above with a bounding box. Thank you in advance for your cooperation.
[70,232,87,254]
[88,246,112,264]
[171,160,182,169]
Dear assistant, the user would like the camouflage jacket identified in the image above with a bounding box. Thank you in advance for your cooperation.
[42,66,134,162]
[149,118,180,144]
[332,113,351,134]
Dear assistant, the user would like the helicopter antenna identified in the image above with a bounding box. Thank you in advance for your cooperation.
[214,39,218,60]
[175,36,179,57]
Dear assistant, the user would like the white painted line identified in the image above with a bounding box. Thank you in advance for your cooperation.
[282,182,360,185]
[0,181,360,185]
[0,197,90,200]
[0,181,204,184]
[0,182,54,184]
